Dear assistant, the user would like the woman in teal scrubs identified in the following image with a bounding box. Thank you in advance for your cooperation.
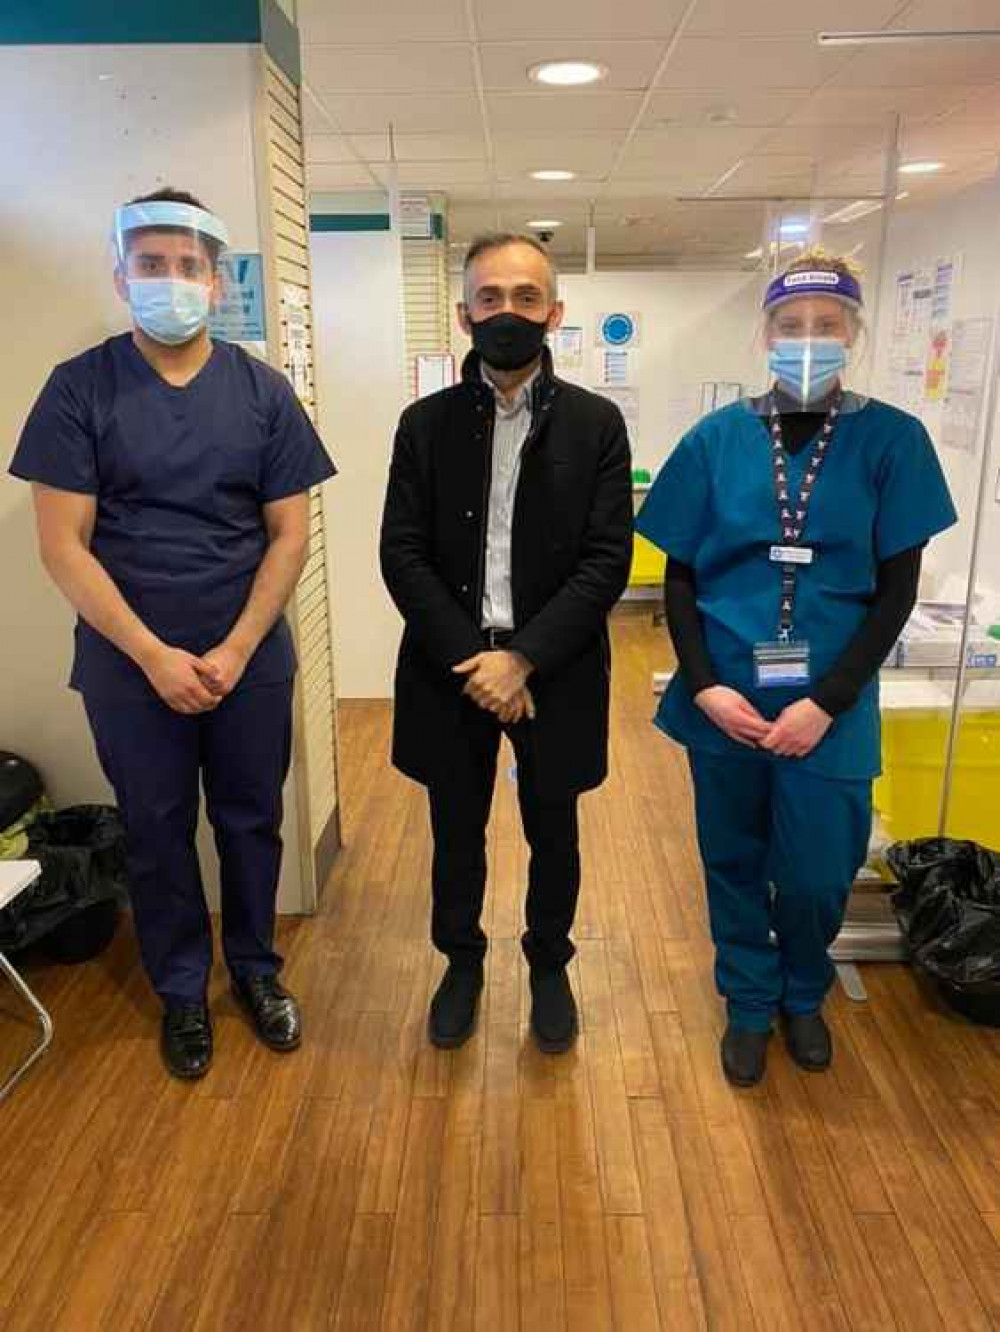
[636,251,957,1086]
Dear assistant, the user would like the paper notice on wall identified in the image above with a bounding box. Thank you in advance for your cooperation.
[550,325,584,372]
[601,348,633,386]
[924,256,960,401]
[594,386,640,434]
[942,316,992,454]
[281,284,310,402]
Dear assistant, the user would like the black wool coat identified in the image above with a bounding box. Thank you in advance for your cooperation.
[379,347,634,798]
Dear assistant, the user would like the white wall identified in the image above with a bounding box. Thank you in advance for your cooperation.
[0,44,306,910]
[311,224,409,697]
[864,172,1000,604]
[450,267,764,473]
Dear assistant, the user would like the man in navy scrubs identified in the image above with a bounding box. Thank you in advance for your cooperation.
[9,188,336,1079]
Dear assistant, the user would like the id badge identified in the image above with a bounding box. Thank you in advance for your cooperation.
[770,545,814,566]
[754,641,811,689]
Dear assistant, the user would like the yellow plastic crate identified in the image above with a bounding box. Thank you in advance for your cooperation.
[629,534,666,588]
[875,708,1000,849]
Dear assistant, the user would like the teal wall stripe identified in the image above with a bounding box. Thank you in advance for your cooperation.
[0,0,302,81]
[310,215,392,233]
[0,0,261,43]
[310,213,446,235]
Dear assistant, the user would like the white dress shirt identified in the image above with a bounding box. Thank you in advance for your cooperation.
[481,369,538,630]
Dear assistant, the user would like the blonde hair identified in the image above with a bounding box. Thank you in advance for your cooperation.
[780,246,864,284]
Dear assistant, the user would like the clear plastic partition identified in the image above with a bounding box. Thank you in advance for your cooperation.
[864,167,1000,852]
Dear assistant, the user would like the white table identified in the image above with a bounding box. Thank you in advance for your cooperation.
[0,861,54,1100]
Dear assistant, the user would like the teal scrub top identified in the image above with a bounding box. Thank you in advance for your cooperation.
[635,397,958,780]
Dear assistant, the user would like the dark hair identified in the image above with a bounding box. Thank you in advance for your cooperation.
[463,232,559,302]
[121,186,222,267]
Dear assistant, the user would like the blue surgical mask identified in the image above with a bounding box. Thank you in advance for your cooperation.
[127,278,212,346]
[768,337,848,405]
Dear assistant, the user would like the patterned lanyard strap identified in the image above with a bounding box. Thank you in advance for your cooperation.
[768,391,842,642]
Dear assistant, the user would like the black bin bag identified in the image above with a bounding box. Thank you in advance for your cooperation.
[888,837,1000,1025]
[0,804,128,961]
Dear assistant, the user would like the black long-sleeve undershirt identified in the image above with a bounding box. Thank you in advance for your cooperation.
[662,412,922,717]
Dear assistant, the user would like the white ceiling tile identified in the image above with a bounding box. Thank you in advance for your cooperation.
[306,163,382,191]
[486,91,642,132]
[297,0,469,45]
[897,0,1000,27]
[479,40,661,91]
[944,85,1000,124]
[901,121,1000,159]
[643,88,813,129]
[786,85,973,127]
[473,0,693,42]
[662,37,852,90]
[688,0,902,34]
[304,91,483,135]
[491,131,620,174]
[753,125,885,159]
[303,43,475,94]
[836,43,1000,88]
[622,127,770,166]
[309,131,487,163]
[395,161,492,187]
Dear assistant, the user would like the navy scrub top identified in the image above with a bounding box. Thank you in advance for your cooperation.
[10,334,337,700]
[635,397,958,781]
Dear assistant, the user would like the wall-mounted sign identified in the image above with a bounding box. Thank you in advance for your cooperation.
[400,194,434,240]
[208,252,266,342]
[598,311,640,348]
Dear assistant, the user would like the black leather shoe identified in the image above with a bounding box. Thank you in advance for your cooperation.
[231,974,302,1052]
[161,1002,213,1080]
[429,964,484,1049]
[782,1012,832,1072]
[721,1024,770,1087]
[530,968,579,1055]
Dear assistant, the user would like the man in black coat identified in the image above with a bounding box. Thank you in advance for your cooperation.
[380,233,633,1054]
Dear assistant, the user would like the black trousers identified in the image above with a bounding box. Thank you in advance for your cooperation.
[428,701,581,973]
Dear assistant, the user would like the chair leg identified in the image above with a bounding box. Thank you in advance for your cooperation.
[0,951,54,1102]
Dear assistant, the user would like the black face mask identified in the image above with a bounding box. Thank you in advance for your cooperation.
[470,312,548,372]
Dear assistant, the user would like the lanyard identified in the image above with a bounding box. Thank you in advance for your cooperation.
[768,391,841,642]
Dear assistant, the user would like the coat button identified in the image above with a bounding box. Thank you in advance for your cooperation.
[465,510,474,519]
[461,584,469,593]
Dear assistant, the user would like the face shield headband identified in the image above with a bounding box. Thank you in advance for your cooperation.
[762,268,863,315]
[112,201,231,267]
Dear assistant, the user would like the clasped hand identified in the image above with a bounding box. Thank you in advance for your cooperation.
[143,641,250,715]
[695,686,832,759]
[453,650,536,725]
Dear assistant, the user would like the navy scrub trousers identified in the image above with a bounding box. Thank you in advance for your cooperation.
[84,680,294,1005]
[688,751,872,1033]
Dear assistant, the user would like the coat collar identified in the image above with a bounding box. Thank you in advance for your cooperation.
[461,345,560,417]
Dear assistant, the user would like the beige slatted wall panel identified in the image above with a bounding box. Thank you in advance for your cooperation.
[259,55,341,900]
[402,228,450,396]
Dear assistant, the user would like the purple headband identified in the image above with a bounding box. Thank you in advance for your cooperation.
[763,268,863,311]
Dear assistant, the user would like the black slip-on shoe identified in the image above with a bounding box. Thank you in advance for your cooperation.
[529,968,579,1055]
[161,1002,213,1080]
[428,963,484,1050]
[721,1023,770,1087]
[231,974,302,1052]
[782,1012,832,1072]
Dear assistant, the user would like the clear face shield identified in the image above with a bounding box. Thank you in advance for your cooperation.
[744,269,867,416]
[113,201,230,346]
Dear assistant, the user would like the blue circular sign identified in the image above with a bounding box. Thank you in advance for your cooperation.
[602,312,635,346]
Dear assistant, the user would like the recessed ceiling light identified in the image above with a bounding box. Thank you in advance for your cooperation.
[744,247,763,259]
[895,190,910,201]
[529,60,608,87]
[530,169,576,182]
[779,219,810,237]
[899,160,944,174]
[527,219,563,229]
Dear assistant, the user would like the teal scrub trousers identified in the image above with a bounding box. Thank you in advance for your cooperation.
[688,749,872,1033]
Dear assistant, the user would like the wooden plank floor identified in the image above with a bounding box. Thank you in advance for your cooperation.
[4,609,1000,1328]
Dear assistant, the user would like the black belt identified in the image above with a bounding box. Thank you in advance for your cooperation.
[484,628,515,649]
